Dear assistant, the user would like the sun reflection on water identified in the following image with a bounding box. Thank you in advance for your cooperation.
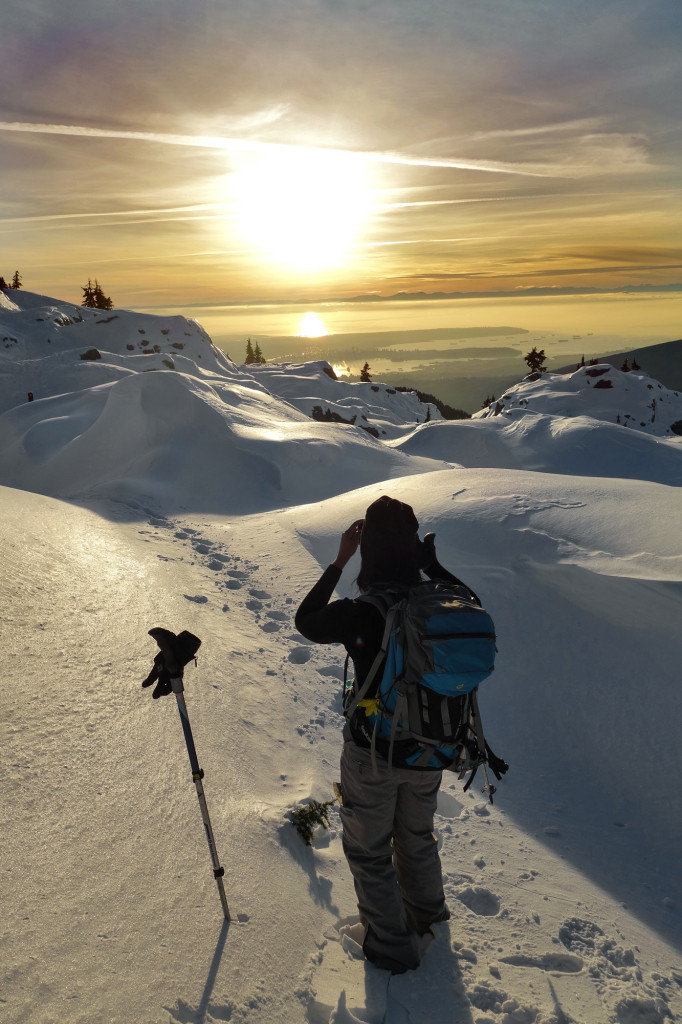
[297,312,328,338]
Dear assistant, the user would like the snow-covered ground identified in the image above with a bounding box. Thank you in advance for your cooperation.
[2,292,681,1024]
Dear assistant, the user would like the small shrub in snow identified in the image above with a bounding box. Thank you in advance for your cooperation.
[290,799,337,846]
[311,405,356,425]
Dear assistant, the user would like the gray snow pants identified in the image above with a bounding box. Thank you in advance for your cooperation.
[339,739,450,974]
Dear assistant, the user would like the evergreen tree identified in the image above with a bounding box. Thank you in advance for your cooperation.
[82,278,113,309]
[11,270,22,289]
[523,347,547,373]
[253,341,266,364]
[82,279,96,307]
[244,338,255,364]
[0,276,7,290]
[620,358,630,372]
[92,280,113,310]
[360,361,372,382]
[631,357,640,371]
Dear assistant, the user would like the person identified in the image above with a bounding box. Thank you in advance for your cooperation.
[295,495,482,974]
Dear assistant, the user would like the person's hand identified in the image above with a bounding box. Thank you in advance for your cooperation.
[417,532,437,570]
[333,519,364,569]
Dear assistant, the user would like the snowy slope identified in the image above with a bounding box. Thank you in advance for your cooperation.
[474,363,682,438]
[0,294,447,512]
[243,360,439,439]
[2,292,681,1024]
[392,414,682,485]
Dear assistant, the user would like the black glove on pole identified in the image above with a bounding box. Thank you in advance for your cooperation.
[143,628,230,921]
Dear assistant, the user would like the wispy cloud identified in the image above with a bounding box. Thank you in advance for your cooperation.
[2,203,234,224]
[0,119,617,179]
[406,263,682,282]
[469,118,605,141]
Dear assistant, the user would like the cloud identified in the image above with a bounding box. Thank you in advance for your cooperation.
[1,119,647,180]
[2,203,234,225]
[470,118,606,141]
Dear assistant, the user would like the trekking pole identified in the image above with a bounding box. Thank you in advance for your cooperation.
[144,628,231,920]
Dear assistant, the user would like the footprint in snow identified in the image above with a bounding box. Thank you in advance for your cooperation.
[265,610,287,621]
[317,665,344,680]
[437,789,464,819]
[558,918,604,955]
[224,580,242,590]
[261,621,281,633]
[249,588,271,599]
[456,886,500,916]
[184,594,208,604]
[500,952,583,973]
[289,647,313,664]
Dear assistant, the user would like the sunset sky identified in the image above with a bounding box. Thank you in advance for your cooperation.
[1,0,681,335]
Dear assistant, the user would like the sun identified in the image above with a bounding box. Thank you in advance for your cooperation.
[232,147,372,271]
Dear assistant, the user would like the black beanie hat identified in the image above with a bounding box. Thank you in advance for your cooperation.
[365,494,418,531]
[357,496,420,589]
[361,495,418,550]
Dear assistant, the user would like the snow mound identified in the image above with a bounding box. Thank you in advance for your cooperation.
[474,363,682,438]
[0,291,242,414]
[394,412,682,485]
[245,360,439,439]
[0,368,443,512]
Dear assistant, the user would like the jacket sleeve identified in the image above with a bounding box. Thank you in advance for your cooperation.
[295,564,350,643]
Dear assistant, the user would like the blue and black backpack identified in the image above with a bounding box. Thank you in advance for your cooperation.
[344,580,508,801]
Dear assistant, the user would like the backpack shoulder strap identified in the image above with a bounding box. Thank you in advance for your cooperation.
[355,587,402,617]
[343,599,401,720]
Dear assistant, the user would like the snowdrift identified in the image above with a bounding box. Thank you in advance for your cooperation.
[0,369,444,512]
[474,362,682,438]
[394,412,682,484]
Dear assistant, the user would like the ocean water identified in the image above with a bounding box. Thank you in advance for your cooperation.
[167,292,681,355]
[140,291,680,412]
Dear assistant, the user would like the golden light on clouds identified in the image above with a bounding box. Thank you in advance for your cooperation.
[231,149,373,271]
[297,311,328,337]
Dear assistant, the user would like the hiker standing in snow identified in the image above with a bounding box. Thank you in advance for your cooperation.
[295,495,484,975]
